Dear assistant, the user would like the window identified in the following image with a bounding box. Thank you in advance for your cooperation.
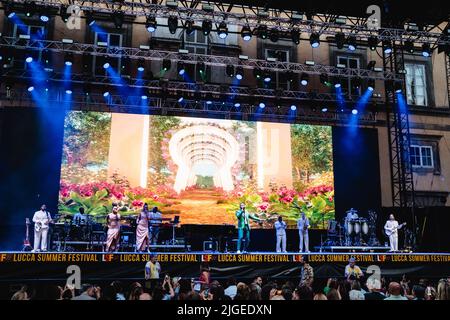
[410,145,434,168]
[183,30,209,82]
[12,23,46,68]
[405,63,427,106]
[93,32,123,75]
[264,49,291,90]
[337,55,361,97]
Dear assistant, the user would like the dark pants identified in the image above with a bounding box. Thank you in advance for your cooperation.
[150,226,160,245]
[237,226,250,252]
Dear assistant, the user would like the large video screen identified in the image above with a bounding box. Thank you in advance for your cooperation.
[59,111,334,229]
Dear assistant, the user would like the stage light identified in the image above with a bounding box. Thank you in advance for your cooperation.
[27,85,35,92]
[103,89,110,97]
[64,52,74,66]
[253,68,262,79]
[226,65,234,77]
[290,105,297,111]
[259,102,266,108]
[25,55,33,63]
[300,73,309,86]
[368,36,378,51]
[352,108,358,115]
[102,56,111,69]
[168,16,178,34]
[234,102,241,107]
[177,96,184,103]
[177,61,185,75]
[25,1,36,17]
[141,94,148,100]
[333,77,342,88]
[197,62,206,75]
[394,81,403,93]
[291,28,300,45]
[5,2,16,18]
[235,66,244,80]
[65,89,73,95]
[335,32,345,49]
[83,83,91,96]
[146,15,157,33]
[86,11,96,27]
[320,73,329,86]
[202,20,212,35]
[347,35,357,51]
[241,24,252,41]
[310,33,320,48]
[404,40,414,54]
[217,21,228,39]
[263,71,272,83]
[112,11,124,29]
[185,20,195,35]
[321,107,328,112]
[162,59,171,71]
[368,79,375,91]
[422,43,431,57]
[59,5,70,23]
[39,9,50,22]
[257,25,268,39]
[269,28,279,42]
[351,77,362,91]
[383,40,392,54]
[285,70,295,83]
[137,58,145,72]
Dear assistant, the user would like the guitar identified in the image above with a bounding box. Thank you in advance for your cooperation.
[23,218,32,251]
[385,222,407,236]
[34,211,53,232]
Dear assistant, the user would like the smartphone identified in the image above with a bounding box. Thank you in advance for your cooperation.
[203,289,209,299]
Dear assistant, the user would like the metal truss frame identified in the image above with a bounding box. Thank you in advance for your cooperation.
[3,0,449,45]
[0,37,400,80]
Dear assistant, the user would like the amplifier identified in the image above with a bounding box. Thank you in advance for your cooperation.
[203,241,219,252]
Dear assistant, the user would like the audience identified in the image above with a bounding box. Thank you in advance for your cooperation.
[384,282,408,300]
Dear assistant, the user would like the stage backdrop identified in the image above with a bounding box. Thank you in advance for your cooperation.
[58,111,335,229]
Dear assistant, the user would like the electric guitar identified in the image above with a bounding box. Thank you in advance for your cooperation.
[23,218,32,251]
[34,212,53,232]
[385,222,407,236]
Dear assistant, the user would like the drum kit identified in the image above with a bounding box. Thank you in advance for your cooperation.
[324,208,380,247]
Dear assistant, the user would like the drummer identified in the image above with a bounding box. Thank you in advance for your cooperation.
[74,207,85,225]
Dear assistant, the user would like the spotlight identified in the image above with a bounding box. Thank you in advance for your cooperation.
[177,96,184,103]
[394,81,403,93]
[253,68,262,79]
[368,79,375,91]
[291,28,300,45]
[141,94,148,100]
[347,35,357,51]
[257,25,268,39]
[383,40,392,54]
[404,40,414,54]
[241,24,252,41]
[285,70,295,83]
[301,73,309,86]
[27,85,35,92]
[263,71,272,83]
[65,89,73,95]
[185,20,195,35]
[5,3,16,18]
[217,21,228,39]
[269,28,279,42]
[234,102,241,107]
[168,16,178,34]
[197,62,206,75]
[177,61,185,76]
[335,32,345,49]
[86,11,96,27]
[320,73,329,86]
[25,1,36,17]
[162,59,171,71]
[290,105,297,111]
[102,56,111,69]
[103,89,110,97]
[137,58,145,72]
[60,5,70,23]
[226,65,234,77]
[368,36,378,51]
[351,77,362,91]
[39,9,50,22]
[202,20,212,35]
[146,15,157,33]
[321,107,328,112]
[259,102,266,108]
[25,55,33,63]
[64,52,74,66]
[235,66,244,80]
[333,77,342,88]
[422,43,431,57]
[112,10,124,29]
[352,109,358,115]
[310,33,320,48]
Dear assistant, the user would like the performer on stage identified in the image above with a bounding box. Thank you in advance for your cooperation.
[149,207,162,245]
[346,208,358,221]
[136,203,150,252]
[297,211,310,253]
[32,204,53,252]
[235,203,262,254]
[344,257,364,280]
[274,216,287,253]
[105,205,121,252]
[384,214,406,252]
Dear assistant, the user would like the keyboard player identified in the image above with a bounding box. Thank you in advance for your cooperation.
[149,207,162,245]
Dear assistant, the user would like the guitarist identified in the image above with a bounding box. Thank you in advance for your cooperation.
[32,204,53,252]
[384,214,406,252]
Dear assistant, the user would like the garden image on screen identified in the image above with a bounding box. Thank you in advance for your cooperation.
[59,111,335,229]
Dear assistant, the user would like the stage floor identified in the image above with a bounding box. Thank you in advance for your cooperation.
[0,251,449,282]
